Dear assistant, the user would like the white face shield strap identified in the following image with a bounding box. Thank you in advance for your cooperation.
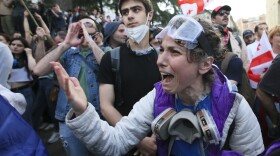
[155,15,214,56]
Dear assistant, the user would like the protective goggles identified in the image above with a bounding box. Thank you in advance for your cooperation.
[156,15,214,56]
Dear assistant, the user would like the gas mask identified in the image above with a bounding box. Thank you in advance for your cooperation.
[152,108,221,145]
[125,13,150,44]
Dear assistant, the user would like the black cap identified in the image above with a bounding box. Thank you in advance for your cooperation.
[243,30,254,38]
[211,5,231,18]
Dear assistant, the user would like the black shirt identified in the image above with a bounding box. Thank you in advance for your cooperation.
[98,44,161,116]
[216,55,243,85]
[259,54,280,97]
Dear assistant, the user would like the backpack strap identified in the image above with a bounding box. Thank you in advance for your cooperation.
[234,35,242,49]
[110,47,124,106]
[221,52,238,74]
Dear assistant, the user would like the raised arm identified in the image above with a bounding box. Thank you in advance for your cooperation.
[25,48,36,71]
[33,27,46,62]
[35,13,54,47]
[80,22,104,64]
[23,11,32,45]
[32,23,81,76]
[51,9,60,18]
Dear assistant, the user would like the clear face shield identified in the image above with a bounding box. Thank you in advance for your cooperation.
[155,15,214,56]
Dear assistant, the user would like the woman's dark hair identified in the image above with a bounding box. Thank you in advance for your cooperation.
[187,18,223,63]
[0,33,11,43]
[189,18,224,85]
[10,37,30,49]
[9,37,32,76]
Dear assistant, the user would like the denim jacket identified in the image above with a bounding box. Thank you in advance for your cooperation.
[55,47,100,121]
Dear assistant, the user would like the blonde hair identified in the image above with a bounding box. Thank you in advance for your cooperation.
[268,25,280,44]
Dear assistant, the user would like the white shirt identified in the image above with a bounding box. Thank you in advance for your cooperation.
[246,40,259,63]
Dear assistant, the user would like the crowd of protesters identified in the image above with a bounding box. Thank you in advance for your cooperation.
[1,0,280,155]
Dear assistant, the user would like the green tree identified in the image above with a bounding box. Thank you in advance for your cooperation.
[105,0,181,26]
[151,0,181,26]
[45,0,181,26]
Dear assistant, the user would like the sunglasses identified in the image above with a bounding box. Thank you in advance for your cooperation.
[88,32,98,40]
[78,31,98,40]
[218,10,230,16]
[83,22,95,28]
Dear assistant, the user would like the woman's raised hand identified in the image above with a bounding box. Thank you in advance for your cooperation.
[51,61,88,116]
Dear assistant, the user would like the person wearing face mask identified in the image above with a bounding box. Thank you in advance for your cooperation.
[98,0,161,155]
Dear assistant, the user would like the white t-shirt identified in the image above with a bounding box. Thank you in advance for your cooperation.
[246,41,259,63]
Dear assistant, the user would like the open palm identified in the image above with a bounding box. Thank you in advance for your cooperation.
[64,23,82,46]
[51,62,88,115]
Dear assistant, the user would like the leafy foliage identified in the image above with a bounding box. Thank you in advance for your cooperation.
[48,0,182,26]
[151,0,181,26]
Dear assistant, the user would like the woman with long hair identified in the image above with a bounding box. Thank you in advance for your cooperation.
[8,37,36,125]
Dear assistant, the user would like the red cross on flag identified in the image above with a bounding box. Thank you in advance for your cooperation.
[177,0,213,16]
[248,31,274,89]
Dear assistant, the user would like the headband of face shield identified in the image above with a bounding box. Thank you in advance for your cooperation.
[155,15,214,56]
[151,108,221,145]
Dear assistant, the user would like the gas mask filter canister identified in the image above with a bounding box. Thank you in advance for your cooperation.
[152,108,221,145]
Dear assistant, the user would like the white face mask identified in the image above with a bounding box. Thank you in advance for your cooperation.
[125,13,150,44]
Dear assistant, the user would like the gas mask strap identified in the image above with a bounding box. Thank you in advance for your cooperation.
[168,136,176,156]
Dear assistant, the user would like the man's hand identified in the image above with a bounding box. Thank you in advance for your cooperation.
[24,10,29,17]
[34,13,42,21]
[64,22,82,47]
[36,27,46,39]
[80,22,96,45]
[51,62,88,116]
[134,136,157,156]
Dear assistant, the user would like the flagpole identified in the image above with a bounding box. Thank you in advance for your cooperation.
[19,0,39,28]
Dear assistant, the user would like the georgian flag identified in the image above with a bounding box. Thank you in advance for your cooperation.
[177,0,213,16]
[248,31,274,89]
